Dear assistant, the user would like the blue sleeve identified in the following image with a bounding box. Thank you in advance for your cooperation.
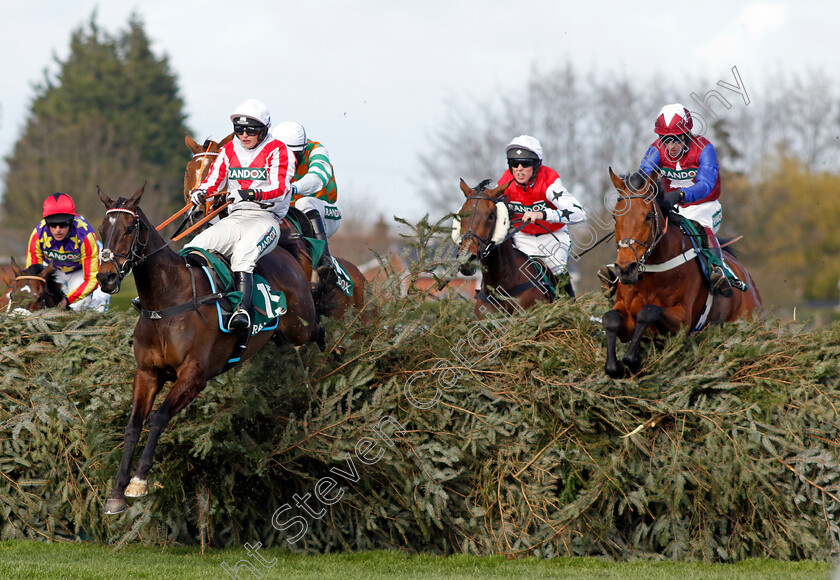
[639,146,660,175]
[681,144,719,203]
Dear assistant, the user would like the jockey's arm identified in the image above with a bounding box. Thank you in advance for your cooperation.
[233,144,295,202]
[65,232,99,304]
[24,227,43,268]
[639,145,661,175]
[680,144,719,203]
[293,144,332,197]
[541,178,588,225]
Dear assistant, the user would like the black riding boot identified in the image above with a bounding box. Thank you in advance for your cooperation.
[228,271,253,331]
[702,227,733,298]
[305,209,334,283]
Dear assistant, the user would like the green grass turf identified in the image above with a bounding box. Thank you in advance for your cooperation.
[0,541,833,579]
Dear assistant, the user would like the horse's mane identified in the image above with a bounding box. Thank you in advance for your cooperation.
[22,263,64,300]
[474,179,493,193]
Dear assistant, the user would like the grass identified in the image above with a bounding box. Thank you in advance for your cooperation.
[0,542,832,580]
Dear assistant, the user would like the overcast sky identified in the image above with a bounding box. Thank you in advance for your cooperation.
[2,1,838,222]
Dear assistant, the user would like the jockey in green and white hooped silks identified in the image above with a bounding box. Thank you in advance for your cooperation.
[188,98,295,331]
[274,120,341,283]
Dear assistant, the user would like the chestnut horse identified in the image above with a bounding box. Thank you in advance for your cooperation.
[183,133,367,319]
[97,184,324,515]
[0,259,64,313]
[454,179,575,317]
[602,169,762,378]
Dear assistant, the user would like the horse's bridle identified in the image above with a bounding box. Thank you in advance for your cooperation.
[614,192,667,271]
[100,208,147,281]
[458,195,501,259]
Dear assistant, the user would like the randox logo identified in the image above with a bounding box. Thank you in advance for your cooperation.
[257,229,278,253]
[324,206,341,219]
[228,167,268,181]
[661,167,697,180]
[43,249,81,262]
[509,202,547,214]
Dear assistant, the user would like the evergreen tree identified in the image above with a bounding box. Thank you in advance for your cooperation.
[1,13,189,227]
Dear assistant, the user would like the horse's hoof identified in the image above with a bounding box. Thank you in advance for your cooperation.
[605,362,625,379]
[124,476,148,498]
[104,497,127,515]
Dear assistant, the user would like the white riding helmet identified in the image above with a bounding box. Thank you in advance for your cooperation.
[505,135,543,162]
[275,121,307,151]
[230,98,271,128]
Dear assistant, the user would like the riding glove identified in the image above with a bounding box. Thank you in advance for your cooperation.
[662,190,684,209]
[189,188,207,206]
[228,189,264,202]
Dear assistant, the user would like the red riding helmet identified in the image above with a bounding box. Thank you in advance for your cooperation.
[654,103,693,136]
[43,192,76,225]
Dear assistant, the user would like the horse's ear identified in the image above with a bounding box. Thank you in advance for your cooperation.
[9,256,22,277]
[1,261,16,285]
[608,167,625,191]
[127,183,146,207]
[459,178,473,198]
[185,132,202,154]
[219,133,234,147]
[42,261,54,278]
[97,186,114,208]
[488,181,511,200]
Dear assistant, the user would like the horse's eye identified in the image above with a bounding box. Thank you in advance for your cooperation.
[488,213,496,221]
[645,213,654,222]
[126,224,135,234]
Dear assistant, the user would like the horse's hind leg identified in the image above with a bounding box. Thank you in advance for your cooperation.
[104,368,163,515]
[623,304,664,373]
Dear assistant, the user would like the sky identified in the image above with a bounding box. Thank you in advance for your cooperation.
[2,0,839,223]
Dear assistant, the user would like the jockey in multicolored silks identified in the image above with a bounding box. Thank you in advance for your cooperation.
[26,192,110,312]
[599,103,741,298]
[497,135,588,280]
[188,98,295,331]
[274,121,340,283]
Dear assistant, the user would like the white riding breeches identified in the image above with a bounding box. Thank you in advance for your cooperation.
[190,210,280,272]
[55,269,111,312]
[294,197,341,238]
[512,229,572,275]
[677,200,722,234]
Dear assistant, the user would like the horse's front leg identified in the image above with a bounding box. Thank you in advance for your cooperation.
[127,361,207,500]
[622,304,665,373]
[602,309,626,378]
[104,368,163,515]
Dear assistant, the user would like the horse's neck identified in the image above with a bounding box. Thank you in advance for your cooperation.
[132,211,192,306]
[648,222,688,263]
[482,240,526,289]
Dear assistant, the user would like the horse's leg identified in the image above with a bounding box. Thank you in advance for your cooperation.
[603,309,626,378]
[622,304,665,373]
[127,362,207,498]
[104,368,163,514]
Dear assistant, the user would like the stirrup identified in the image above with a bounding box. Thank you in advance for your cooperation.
[710,268,733,298]
[597,264,618,298]
[227,309,251,331]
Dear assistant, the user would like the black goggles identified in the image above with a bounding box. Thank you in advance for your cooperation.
[660,135,686,145]
[508,159,537,169]
[233,124,262,136]
[48,220,72,229]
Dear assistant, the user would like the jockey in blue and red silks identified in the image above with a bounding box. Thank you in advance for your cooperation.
[599,103,739,298]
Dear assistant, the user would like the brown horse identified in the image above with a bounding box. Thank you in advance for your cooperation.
[97,184,324,515]
[183,133,368,319]
[602,169,762,378]
[454,179,574,317]
[0,259,64,313]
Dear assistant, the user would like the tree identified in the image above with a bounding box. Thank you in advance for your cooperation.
[1,13,189,227]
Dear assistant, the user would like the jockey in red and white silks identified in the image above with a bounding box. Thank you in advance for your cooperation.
[188,98,295,330]
[497,135,587,276]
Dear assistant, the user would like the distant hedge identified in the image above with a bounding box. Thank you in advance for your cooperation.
[1,282,839,560]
